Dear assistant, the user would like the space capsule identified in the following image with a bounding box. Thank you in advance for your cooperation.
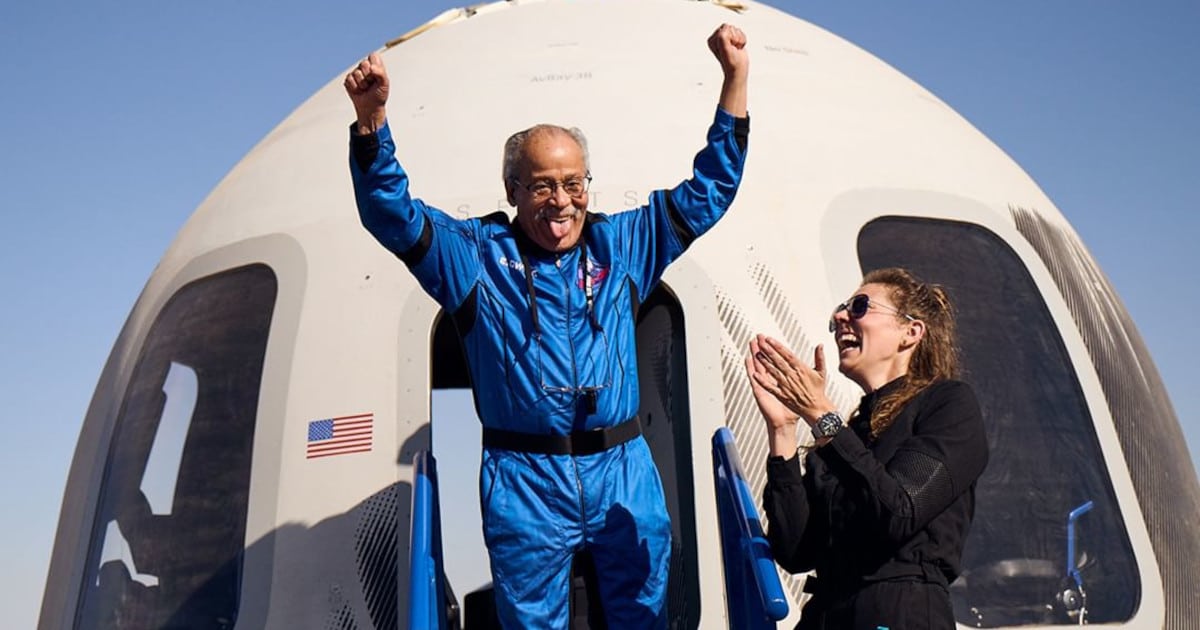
[41,0,1200,628]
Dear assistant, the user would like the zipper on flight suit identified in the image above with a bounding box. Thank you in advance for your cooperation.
[556,249,590,531]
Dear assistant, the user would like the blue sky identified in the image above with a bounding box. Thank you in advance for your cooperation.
[1,1,1196,626]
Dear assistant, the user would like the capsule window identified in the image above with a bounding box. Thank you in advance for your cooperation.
[858,216,1139,626]
[75,264,276,628]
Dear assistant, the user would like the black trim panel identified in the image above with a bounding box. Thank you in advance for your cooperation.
[397,218,434,268]
[664,192,697,250]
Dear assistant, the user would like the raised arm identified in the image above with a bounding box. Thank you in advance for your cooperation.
[708,23,749,117]
[345,52,389,136]
[610,25,750,295]
[747,339,830,573]
[343,52,480,311]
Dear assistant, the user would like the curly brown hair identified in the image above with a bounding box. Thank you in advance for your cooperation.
[858,268,960,438]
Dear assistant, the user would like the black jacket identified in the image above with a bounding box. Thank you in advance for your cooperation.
[764,378,989,629]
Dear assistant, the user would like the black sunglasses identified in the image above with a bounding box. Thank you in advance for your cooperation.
[829,294,914,332]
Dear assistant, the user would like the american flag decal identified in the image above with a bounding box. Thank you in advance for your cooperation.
[307,413,373,459]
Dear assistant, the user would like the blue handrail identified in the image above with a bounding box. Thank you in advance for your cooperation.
[1065,500,1093,586]
[712,427,790,625]
[409,451,449,629]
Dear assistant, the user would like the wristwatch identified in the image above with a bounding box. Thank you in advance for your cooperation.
[811,410,845,439]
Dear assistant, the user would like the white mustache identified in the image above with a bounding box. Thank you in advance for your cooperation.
[535,208,583,221]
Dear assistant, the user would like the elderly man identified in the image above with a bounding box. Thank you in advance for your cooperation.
[345,23,749,628]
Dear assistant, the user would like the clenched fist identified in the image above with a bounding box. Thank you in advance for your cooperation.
[344,52,389,135]
[708,23,749,78]
[707,24,749,118]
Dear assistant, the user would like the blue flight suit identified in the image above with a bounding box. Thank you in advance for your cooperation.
[349,109,747,628]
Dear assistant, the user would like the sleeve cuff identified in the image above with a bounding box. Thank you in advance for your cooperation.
[766,450,804,485]
[714,107,750,126]
[349,120,391,172]
[815,425,869,467]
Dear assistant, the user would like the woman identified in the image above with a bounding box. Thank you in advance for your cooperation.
[746,267,988,629]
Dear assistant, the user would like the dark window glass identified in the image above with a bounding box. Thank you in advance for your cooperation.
[858,217,1139,626]
[75,264,277,630]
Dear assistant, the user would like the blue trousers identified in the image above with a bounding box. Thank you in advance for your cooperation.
[480,438,671,628]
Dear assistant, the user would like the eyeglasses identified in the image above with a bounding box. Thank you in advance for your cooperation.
[828,294,914,332]
[536,324,618,415]
[512,174,592,200]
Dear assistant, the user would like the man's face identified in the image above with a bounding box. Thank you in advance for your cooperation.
[506,130,589,253]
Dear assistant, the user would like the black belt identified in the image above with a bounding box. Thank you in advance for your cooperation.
[803,562,950,597]
[482,416,641,455]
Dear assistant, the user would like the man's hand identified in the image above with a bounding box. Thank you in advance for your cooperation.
[708,23,749,78]
[708,24,749,117]
[344,52,389,135]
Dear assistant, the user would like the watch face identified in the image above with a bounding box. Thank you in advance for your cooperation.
[814,412,843,438]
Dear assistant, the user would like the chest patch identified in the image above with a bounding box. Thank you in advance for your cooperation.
[576,256,610,289]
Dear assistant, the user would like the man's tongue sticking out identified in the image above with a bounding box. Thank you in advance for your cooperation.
[547,213,575,239]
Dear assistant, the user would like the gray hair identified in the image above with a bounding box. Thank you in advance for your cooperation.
[501,124,590,183]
